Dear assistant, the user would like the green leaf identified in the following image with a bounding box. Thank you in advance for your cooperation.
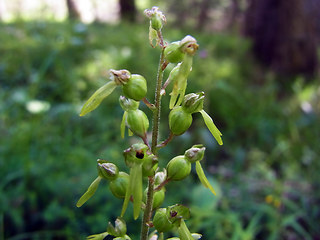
[121,111,127,138]
[199,110,223,145]
[178,220,194,240]
[195,161,216,196]
[87,232,109,240]
[80,80,117,116]
[132,164,143,220]
[76,176,102,207]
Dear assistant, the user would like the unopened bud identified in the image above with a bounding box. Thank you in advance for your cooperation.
[122,74,147,101]
[180,35,199,56]
[107,217,127,237]
[126,109,149,138]
[164,41,185,63]
[119,96,139,111]
[155,170,167,186]
[166,156,191,181]
[153,208,175,233]
[144,7,166,31]
[109,172,129,199]
[110,69,131,85]
[184,144,206,163]
[182,92,204,114]
[169,106,192,136]
[97,160,119,180]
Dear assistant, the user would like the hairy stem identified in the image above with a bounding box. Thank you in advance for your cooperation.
[141,36,165,240]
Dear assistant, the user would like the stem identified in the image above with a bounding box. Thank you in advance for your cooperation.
[141,32,165,240]
[156,132,174,149]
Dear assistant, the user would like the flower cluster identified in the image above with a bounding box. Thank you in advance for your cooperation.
[76,7,223,240]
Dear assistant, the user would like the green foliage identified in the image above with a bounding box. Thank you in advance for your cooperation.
[0,13,319,240]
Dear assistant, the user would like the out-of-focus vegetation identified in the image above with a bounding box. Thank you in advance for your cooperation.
[0,19,319,240]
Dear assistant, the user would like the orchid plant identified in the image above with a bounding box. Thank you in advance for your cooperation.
[76,7,223,240]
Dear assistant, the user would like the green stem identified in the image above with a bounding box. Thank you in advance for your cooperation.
[141,40,165,240]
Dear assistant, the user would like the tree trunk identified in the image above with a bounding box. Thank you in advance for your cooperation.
[244,0,318,78]
[119,0,136,22]
[66,0,81,20]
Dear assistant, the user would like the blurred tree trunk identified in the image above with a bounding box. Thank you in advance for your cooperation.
[119,0,136,22]
[66,0,81,20]
[197,0,210,30]
[244,0,318,78]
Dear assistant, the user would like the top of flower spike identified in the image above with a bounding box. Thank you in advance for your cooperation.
[144,7,166,24]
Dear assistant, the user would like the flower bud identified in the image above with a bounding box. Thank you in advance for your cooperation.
[153,208,175,233]
[123,143,149,167]
[169,106,192,136]
[126,109,149,138]
[107,218,127,237]
[180,35,199,56]
[164,41,185,63]
[122,74,147,101]
[142,154,158,177]
[144,7,166,31]
[184,144,206,163]
[110,69,131,85]
[166,156,191,181]
[119,96,139,111]
[154,170,167,186]
[153,188,165,210]
[181,92,204,114]
[144,187,165,210]
[97,160,119,180]
[109,172,129,199]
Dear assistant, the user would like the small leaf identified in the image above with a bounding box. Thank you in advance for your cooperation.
[77,176,102,207]
[87,232,109,240]
[121,111,127,138]
[178,220,194,240]
[195,161,216,196]
[80,81,117,116]
[128,129,133,136]
[199,110,223,145]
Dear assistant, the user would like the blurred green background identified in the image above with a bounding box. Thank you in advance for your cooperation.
[0,0,319,239]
